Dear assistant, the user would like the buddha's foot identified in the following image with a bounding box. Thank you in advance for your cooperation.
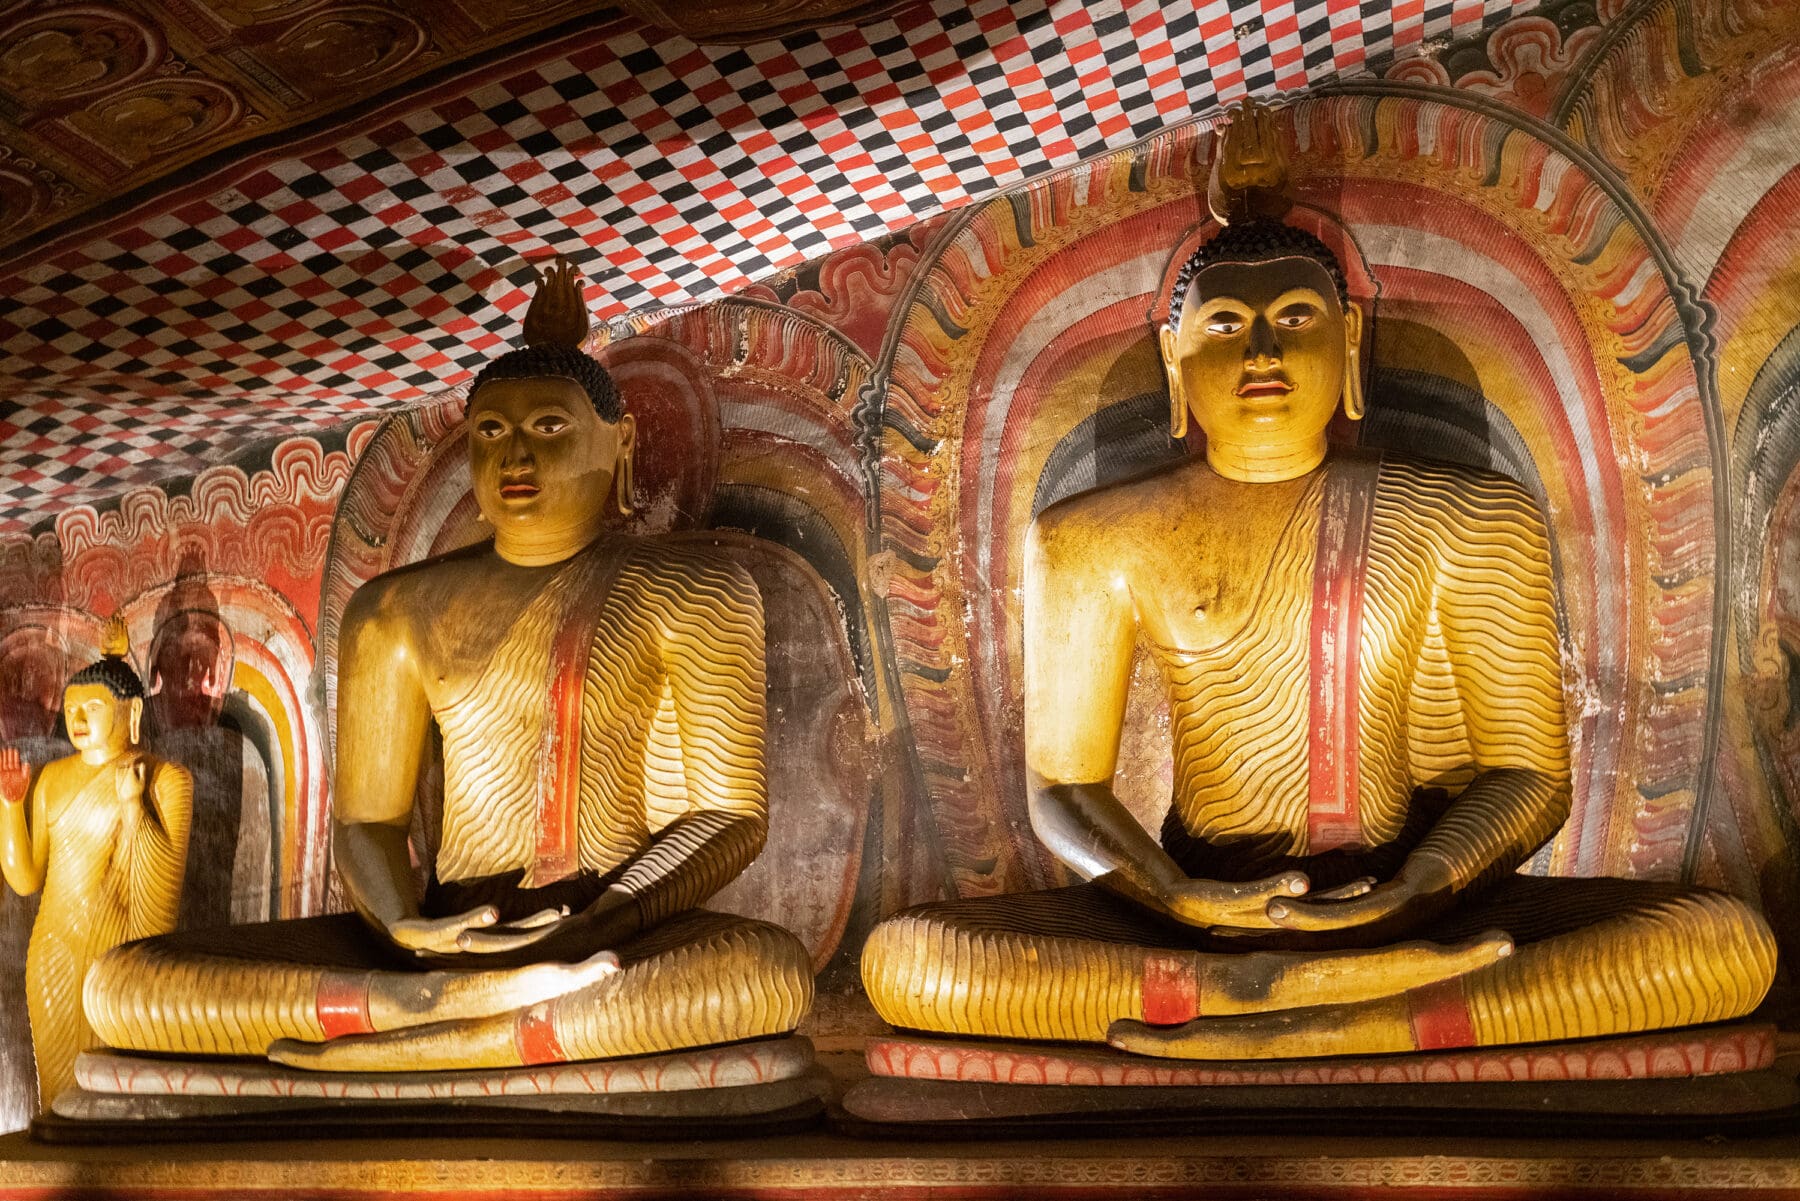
[1109,997,1420,1060]
[365,950,619,1028]
[1202,931,1511,1015]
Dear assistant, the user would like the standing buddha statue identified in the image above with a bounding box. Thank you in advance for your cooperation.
[860,100,1777,1061]
[82,259,812,1077]
[0,620,191,1108]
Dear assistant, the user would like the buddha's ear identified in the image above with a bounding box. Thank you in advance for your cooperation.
[613,413,638,516]
[1159,325,1188,439]
[1342,301,1366,421]
[127,696,143,746]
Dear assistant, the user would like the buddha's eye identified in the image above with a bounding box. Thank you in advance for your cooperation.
[1204,315,1247,337]
[531,414,570,435]
[473,417,507,439]
[1275,306,1317,329]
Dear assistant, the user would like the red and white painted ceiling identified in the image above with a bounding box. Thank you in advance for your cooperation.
[0,0,1546,530]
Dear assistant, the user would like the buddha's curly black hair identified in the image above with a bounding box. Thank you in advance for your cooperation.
[1167,221,1350,330]
[467,346,622,423]
[67,656,145,700]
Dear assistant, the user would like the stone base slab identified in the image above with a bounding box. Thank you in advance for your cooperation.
[38,1069,831,1144]
[867,1024,1777,1086]
[837,1068,1800,1138]
[6,1128,1800,1198]
[73,1033,812,1102]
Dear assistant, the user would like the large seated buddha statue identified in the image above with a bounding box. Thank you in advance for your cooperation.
[78,260,812,1092]
[859,102,1777,1072]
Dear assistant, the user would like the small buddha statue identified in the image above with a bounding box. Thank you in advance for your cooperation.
[83,259,811,1075]
[860,101,1777,1061]
[0,620,191,1108]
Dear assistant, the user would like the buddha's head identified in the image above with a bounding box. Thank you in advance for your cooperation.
[1159,223,1362,480]
[464,258,636,565]
[64,619,145,763]
[1159,99,1365,482]
[148,609,231,732]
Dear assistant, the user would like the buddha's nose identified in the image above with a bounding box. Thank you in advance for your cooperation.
[1247,314,1280,362]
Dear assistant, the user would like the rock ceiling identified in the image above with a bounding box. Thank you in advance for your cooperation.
[0,0,1545,531]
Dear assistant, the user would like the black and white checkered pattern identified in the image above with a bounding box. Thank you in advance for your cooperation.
[0,0,1536,530]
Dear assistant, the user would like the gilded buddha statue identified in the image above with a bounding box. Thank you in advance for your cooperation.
[861,101,1776,1062]
[82,260,812,1077]
[0,621,191,1108]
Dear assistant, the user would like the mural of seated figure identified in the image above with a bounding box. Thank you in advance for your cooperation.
[858,102,1777,1083]
[79,260,814,1109]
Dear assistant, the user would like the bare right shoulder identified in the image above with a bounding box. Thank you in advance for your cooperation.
[1029,459,1198,574]
[340,542,492,642]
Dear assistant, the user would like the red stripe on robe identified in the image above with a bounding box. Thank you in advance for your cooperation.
[527,546,626,888]
[316,971,375,1038]
[1307,449,1381,852]
[1406,978,1477,1050]
[1141,953,1200,1025]
[514,1003,566,1065]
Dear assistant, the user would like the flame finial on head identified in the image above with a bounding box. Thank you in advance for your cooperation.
[100,614,130,660]
[521,256,592,351]
[1207,97,1295,227]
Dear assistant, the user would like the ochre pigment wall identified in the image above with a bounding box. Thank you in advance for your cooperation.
[3,0,1799,1129]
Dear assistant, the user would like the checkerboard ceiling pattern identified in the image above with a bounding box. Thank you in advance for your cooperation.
[0,0,1540,532]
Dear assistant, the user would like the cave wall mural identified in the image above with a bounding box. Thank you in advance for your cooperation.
[3,0,1800,1126]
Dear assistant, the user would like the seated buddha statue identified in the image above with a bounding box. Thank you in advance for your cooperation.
[0,622,191,1108]
[860,101,1776,1063]
[82,260,812,1076]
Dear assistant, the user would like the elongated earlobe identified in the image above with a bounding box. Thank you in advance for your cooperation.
[1342,303,1366,422]
[615,448,635,515]
[128,698,143,747]
[1160,326,1188,440]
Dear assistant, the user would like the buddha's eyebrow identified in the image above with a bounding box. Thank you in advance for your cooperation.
[1190,295,1254,318]
[1271,287,1328,309]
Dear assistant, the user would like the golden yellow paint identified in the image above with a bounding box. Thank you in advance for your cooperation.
[84,260,811,1072]
[861,104,1776,1059]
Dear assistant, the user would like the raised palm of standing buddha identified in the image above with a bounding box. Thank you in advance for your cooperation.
[83,259,811,1075]
[860,100,1776,1061]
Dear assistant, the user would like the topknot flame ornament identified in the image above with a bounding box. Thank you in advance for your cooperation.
[521,256,592,351]
[1206,97,1295,227]
[100,614,130,660]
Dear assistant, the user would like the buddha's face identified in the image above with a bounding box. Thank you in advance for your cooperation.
[65,683,139,759]
[467,376,635,551]
[1160,256,1361,455]
[148,615,229,731]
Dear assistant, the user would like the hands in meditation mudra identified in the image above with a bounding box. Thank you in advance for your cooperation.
[82,260,812,1073]
[860,101,1776,1061]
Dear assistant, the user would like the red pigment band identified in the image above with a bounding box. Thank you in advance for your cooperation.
[514,1004,566,1066]
[528,548,622,887]
[1406,978,1477,1050]
[315,971,374,1039]
[1141,953,1199,1025]
[1307,449,1381,852]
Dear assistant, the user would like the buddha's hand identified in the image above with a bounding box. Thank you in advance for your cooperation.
[114,758,146,806]
[1163,871,1310,930]
[1265,853,1455,940]
[0,750,27,804]
[454,887,640,960]
[385,905,565,958]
